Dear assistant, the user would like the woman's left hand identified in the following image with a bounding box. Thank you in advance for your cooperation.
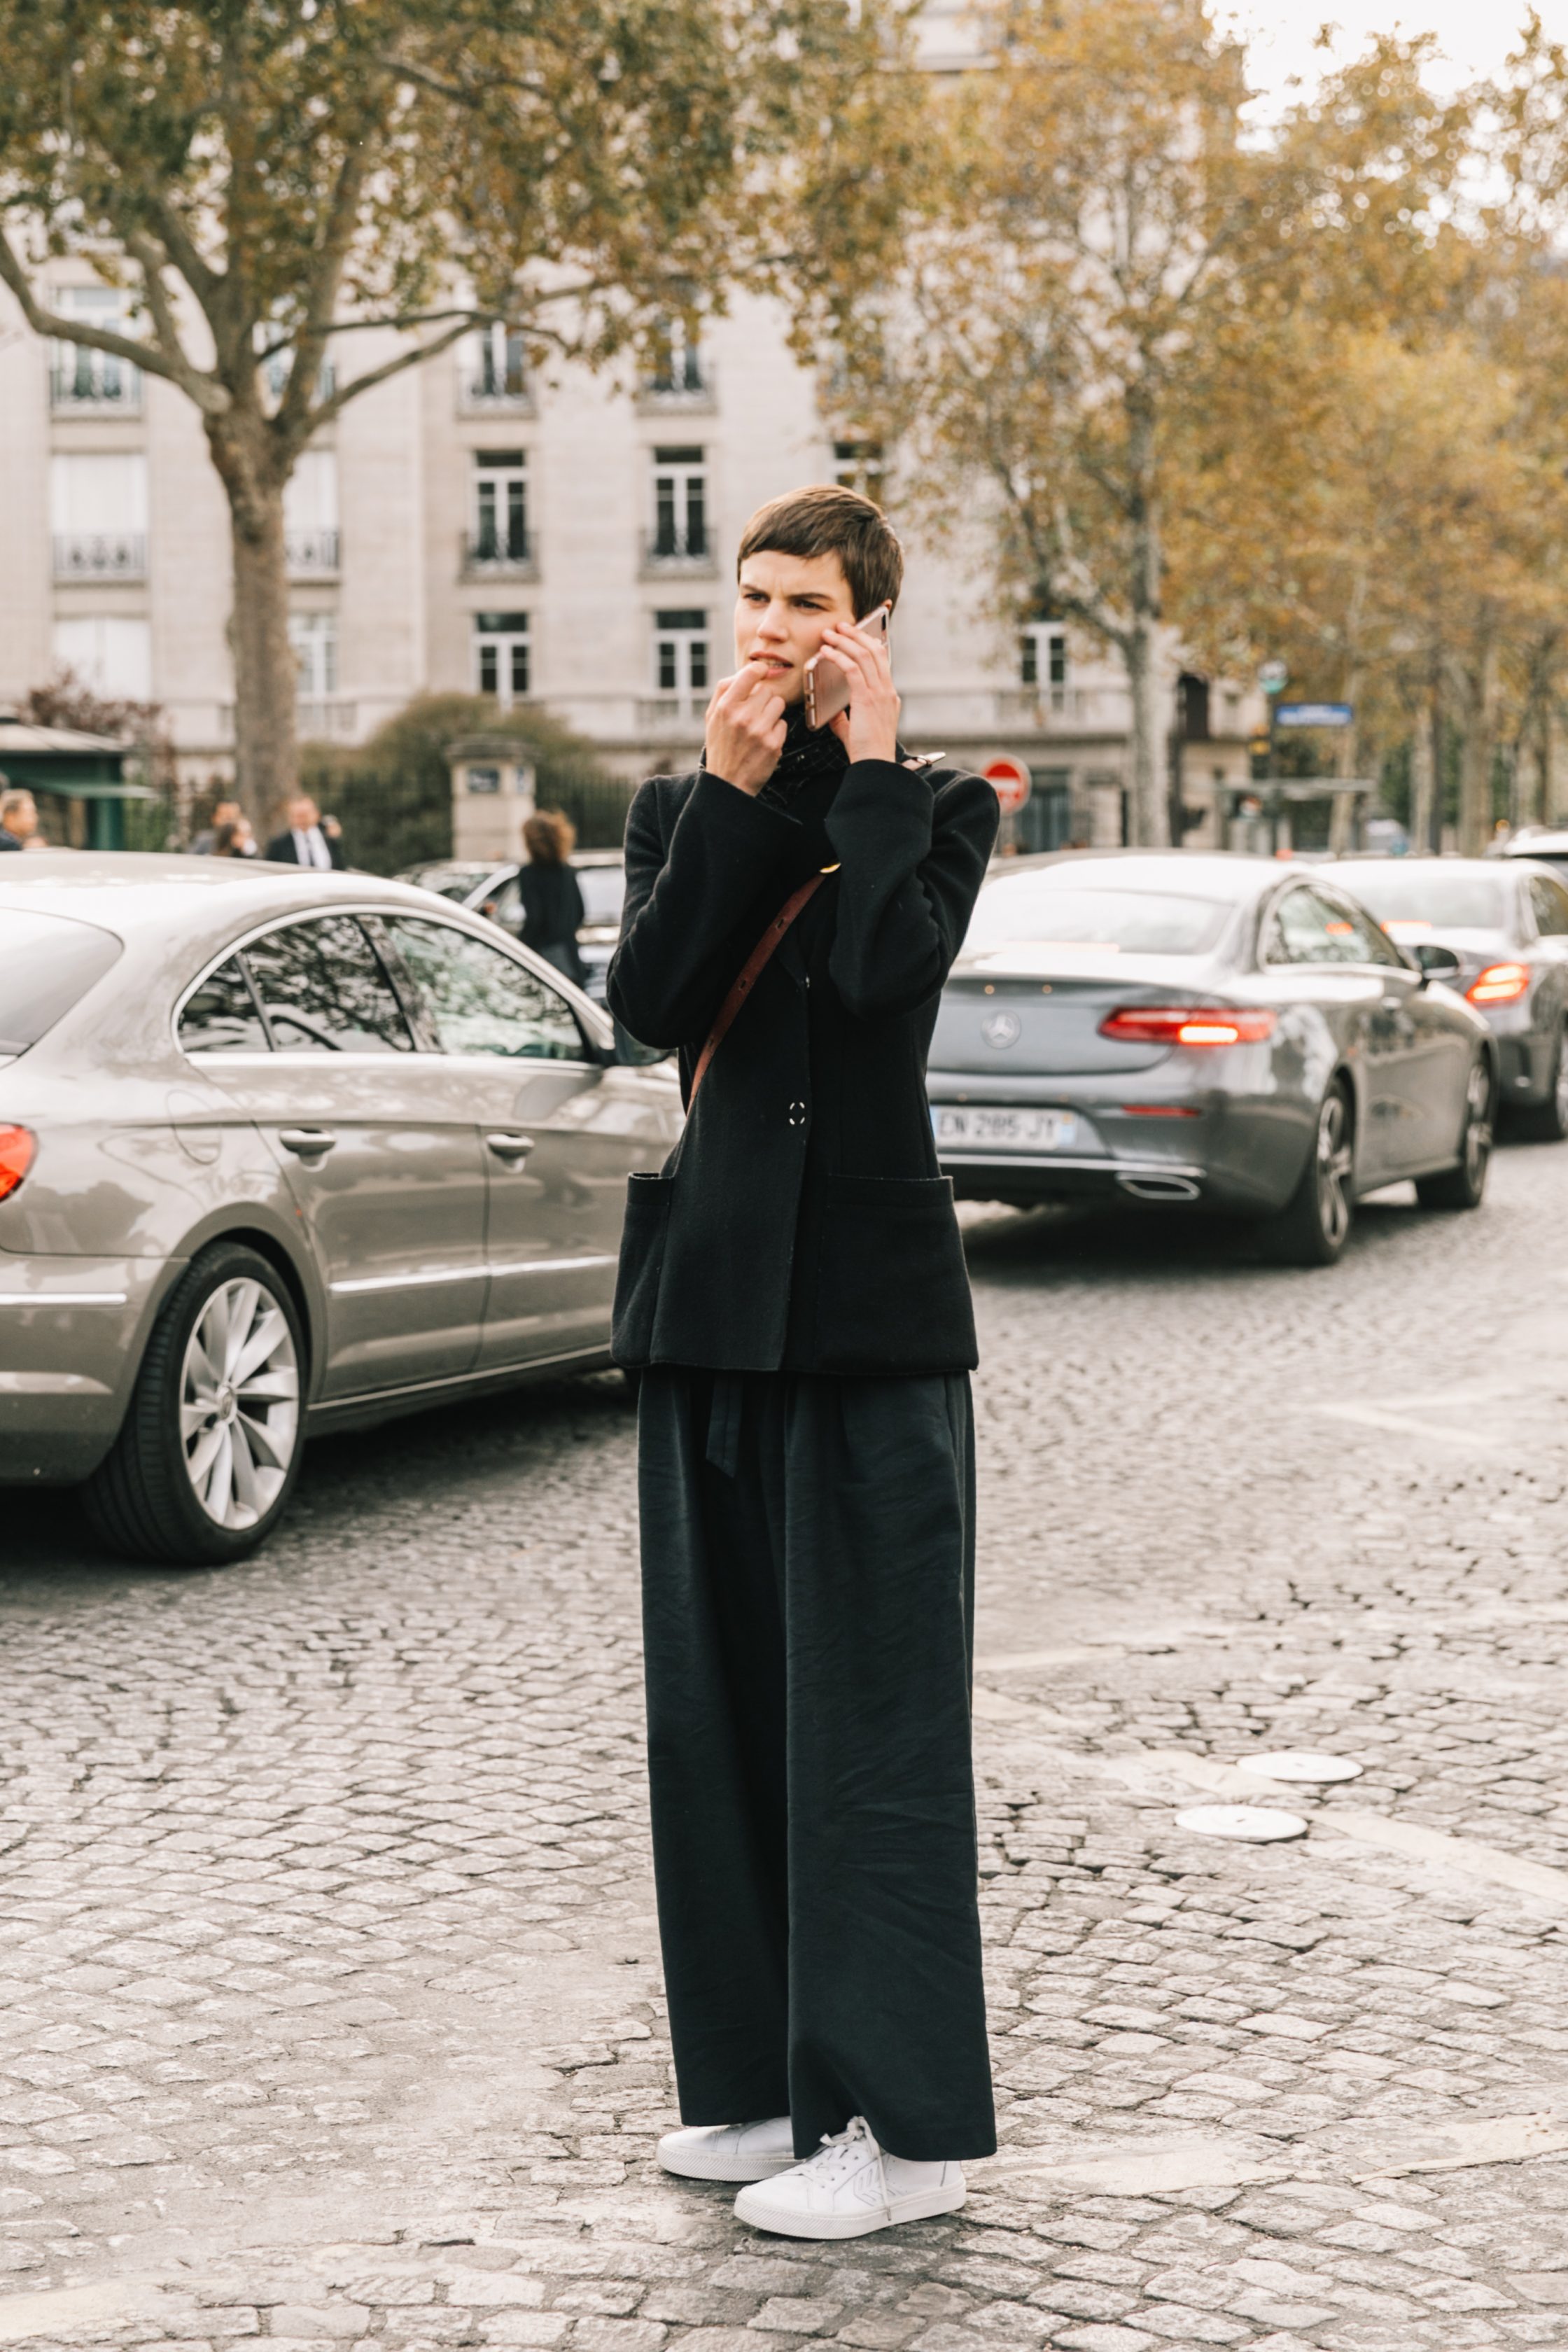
[822,623,901,766]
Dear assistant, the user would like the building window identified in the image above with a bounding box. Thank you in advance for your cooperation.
[653,610,710,696]
[50,452,148,580]
[255,328,335,407]
[50,286,141,412]
[1021,624,1068,696]
[284,449,340,575]
[52,616,152,699]
[289,612,338,697]
[650,447,707,560]
[464,323,530,408]
[643,318,709,399]
[475,611,530,706]
[472,451,529,563]
[833,440,884,497]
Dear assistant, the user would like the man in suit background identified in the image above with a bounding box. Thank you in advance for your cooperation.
[264,792,344,869]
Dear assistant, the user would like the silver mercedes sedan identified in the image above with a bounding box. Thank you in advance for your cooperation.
[0,855,678,1566]
[928,852,1498,1265]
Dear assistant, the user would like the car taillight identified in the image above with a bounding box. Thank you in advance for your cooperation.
[1466,962,1530,1004]
[0,1126,35,1202]
[1098,1007,1277,1046]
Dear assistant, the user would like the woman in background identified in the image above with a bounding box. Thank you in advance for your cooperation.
[516,810,587,983]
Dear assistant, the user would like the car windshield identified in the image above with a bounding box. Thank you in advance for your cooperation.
[964,877,1233,956]
[1344,868,1511,931]
[0,908,124,1052]
[577,865,626,927]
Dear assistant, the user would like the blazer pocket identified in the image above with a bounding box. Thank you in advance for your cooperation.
[612,1172,673,1366]
[815,1173,977,1373]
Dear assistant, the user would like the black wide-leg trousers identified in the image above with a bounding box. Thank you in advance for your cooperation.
[637,1366,996,2162]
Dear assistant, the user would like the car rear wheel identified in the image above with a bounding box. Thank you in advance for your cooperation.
[83,1242,306,1567]
[1415,1054,1494,1210]
[1260,1081,1354,1267]
[1513,1021,1568,1142]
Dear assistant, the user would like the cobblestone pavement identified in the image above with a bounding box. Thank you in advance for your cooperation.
[6,1138,1568,2350]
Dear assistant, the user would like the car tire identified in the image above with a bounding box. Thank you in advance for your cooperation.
[83,1242,307,1567]
[1513,1022,1568,1143]
[1415,1054,1494,1210]
[1259,1080,1354,1267]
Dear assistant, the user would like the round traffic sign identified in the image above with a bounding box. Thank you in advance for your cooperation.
[982,755,1032,814]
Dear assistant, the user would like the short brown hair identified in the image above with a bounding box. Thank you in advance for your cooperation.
[524,808,575,865]
[736,484,904,615]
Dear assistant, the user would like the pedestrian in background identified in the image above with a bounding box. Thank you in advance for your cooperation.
[0,788,44,851]
[192,797,256,856]
[210,818,255,859]
[608,484,998,2241]
[264,793,344,870]
[516,809,587,983]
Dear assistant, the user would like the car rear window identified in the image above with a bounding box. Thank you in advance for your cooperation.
[0,908,124,1052]
[577,866,626,927]
[1344,868,1511,931]
[965,878,1232,956]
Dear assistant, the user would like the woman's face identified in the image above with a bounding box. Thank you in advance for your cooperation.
[732,550,857,707]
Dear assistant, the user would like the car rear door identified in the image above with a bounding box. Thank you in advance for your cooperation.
[1263,883,1431,1180]
[180,913,489,1399]
[379,912,663,1369]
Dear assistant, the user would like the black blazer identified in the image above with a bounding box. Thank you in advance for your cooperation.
[607,753,998,1376]
[517,860,587,982]
[264,827,346,869]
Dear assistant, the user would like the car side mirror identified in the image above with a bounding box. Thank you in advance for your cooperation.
[1412,942,1462,983]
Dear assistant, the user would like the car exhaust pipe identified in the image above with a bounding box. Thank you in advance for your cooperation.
[1117,1173,1202,1203]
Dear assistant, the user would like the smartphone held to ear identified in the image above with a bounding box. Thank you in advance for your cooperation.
[804,604,892,732]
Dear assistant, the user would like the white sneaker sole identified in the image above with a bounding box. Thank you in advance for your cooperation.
[733,2176,967,2238]
[658,2140,798,2184]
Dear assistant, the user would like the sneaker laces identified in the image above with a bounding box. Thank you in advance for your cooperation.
[798,2115,878,2185]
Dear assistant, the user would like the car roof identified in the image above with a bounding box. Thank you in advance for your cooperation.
[1499,828,1568,854]
[0,852,474,940]
[985,850,1312,902]
[1332,856,1517,876]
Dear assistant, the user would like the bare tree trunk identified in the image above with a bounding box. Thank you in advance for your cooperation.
[228,493,297,827]
[1329,663,1361,855]
[1124,616,1169,848]
[1454,629,1497,859]
[1411,657,1439,855]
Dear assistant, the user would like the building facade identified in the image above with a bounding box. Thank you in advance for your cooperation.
[0,272,1264,853]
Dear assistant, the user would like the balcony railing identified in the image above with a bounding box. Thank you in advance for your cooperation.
[457,371,536,415]
[636,694,709,727]
[461,526,538,579]
[52,531,147,582]
[50,358,142,414]
[217,696,360,744]
[286,528,340,577]
[639,528,716,578]
[635,358,717,414]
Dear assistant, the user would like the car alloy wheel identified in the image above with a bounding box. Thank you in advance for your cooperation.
[180,1275,300,1530]
[1460,1055,1494,1191]
[1314,1088,1354,1252]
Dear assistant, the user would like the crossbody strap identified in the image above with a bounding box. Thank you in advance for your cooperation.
[687,866,838,1107]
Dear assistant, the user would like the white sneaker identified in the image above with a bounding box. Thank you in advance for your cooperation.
[733,2115,966,2239]
[657,2115,797,2182]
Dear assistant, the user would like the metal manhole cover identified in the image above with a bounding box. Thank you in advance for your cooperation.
[1246,1752,1362,1784]
[1176,1805,1308,1842]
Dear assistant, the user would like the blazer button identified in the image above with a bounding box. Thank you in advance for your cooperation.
[788,1100,807,1126]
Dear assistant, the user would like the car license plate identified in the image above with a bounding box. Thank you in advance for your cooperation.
[932,1107,1082,1152]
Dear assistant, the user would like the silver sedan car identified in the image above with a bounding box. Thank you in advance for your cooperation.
[927,852,1497,1265]
[0,855,678,1565]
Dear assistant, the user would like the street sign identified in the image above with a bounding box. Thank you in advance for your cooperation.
[1258,659,1289,695]
[1275,702,1354,728]
[981,755,1032,813]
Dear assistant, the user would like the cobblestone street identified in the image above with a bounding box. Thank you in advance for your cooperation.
[6,1140,1568,2351]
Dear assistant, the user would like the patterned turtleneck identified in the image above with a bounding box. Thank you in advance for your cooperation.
[756,705,850,813]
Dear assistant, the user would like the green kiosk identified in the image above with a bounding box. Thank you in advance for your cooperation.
[0,713,157,851]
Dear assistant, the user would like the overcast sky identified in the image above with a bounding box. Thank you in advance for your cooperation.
[1221,1,1546,117]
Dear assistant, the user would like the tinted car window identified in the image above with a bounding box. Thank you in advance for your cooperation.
[1529,876,1568,939]
[178,957,269,1054]
[0,909,123,1053]
[244,918,414,1053]
[1268,886,1400,967]
[965,881,1231,955]
[1343,868,1511,931]
[484,875,523,930]
[386,918,584,1058]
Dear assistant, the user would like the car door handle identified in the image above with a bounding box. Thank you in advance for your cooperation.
[278,1126,338,1158]
[485,1130,536,1162]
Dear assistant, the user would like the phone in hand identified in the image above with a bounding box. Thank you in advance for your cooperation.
[804,603,892,732]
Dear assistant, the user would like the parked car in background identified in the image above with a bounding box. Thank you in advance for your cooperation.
[398,852,626,1000]
[0,855,678,1567]
[1329,857,1568,1141]
[1491,825,1568,884]
[929,851,1497,1266]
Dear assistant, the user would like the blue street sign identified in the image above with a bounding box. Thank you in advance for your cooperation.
[1275,702,1354,728]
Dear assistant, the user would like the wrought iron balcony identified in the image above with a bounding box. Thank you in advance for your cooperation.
[52,531,147,581]
[461,526,538,579]
[638,527,716,579]
[285,528,340,576]
[635,357,717,414]
[636,693,709,727]
[50,357,141,414]
[457,371,536,415]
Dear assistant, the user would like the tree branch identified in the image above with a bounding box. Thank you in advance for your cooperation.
[304,314,475,430]
[0,220,231,415]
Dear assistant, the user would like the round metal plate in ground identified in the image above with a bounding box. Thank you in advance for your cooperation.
[1175,1805,1308,1842]
[1245,1751,1362,1784]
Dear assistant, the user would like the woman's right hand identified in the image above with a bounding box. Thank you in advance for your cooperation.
[703,664,787,797]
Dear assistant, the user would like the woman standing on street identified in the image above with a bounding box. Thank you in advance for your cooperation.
[515,809,587,983]
[608,484,998,2242]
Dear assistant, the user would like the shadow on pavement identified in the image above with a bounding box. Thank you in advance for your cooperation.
[960,1183,1427,1284]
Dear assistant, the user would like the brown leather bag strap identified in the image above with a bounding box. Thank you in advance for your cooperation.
[688,867,835,1107]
